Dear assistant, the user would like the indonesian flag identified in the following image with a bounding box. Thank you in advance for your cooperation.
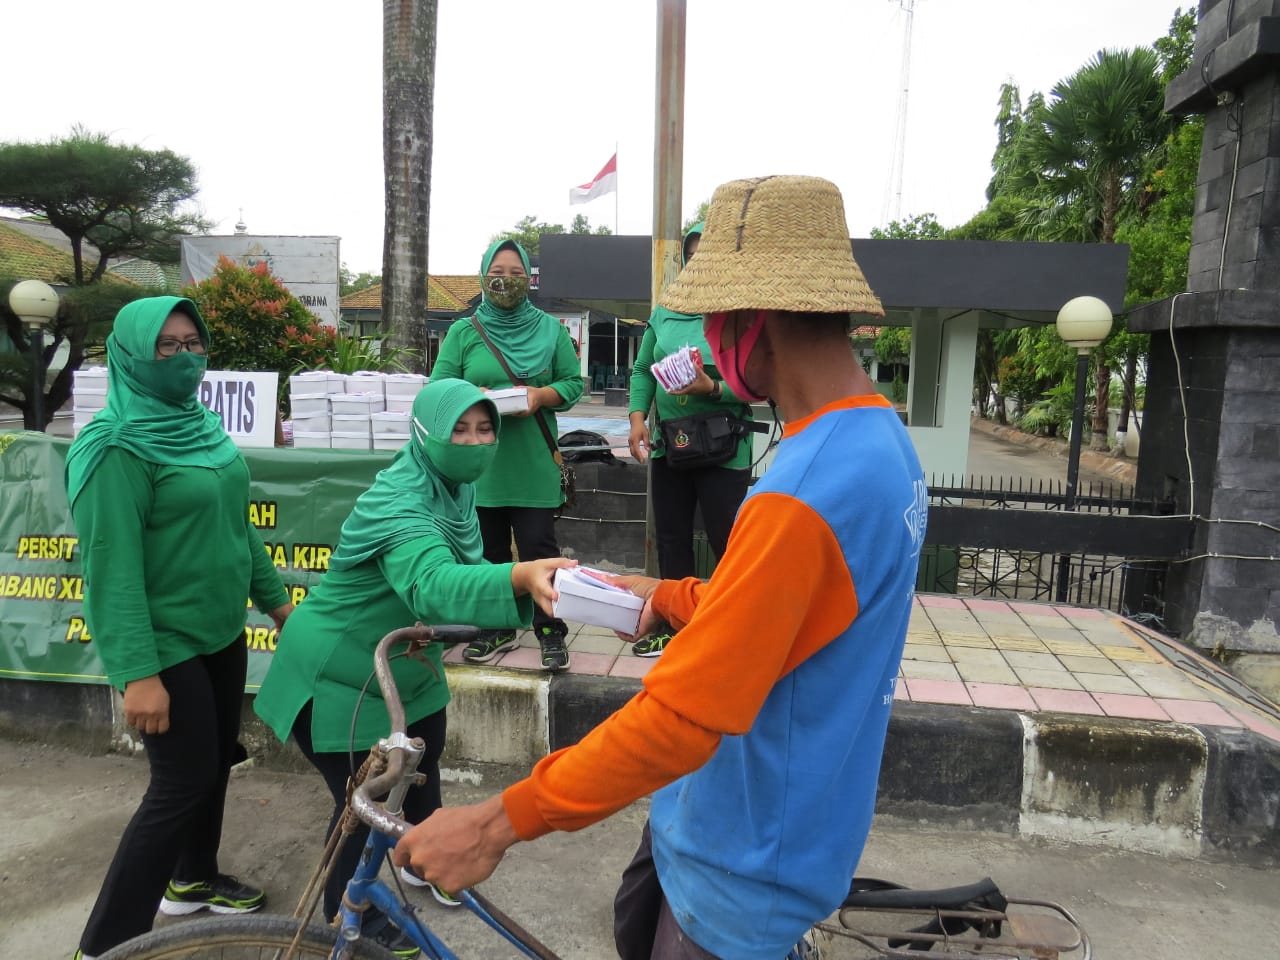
[569,153,618,205]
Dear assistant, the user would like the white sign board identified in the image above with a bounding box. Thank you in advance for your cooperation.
[198,371,279,448]
[181,235,341,328]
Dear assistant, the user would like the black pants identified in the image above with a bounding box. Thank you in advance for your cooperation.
[614,822,721,960]
[292,701,446,921]
[80,639,246,955]
[477,505,566,633]
[650,456,749,580]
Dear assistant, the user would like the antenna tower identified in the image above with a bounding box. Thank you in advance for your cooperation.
[882,0,917,227]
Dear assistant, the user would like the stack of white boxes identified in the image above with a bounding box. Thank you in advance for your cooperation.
[288,371,343,448]
[287,371,427,452]
[71,367,109,434]
[375,373,426,450]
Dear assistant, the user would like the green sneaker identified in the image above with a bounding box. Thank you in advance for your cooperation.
[159,873,265,915]
[633,632,674,657]
[463,631,518,663]
[537,625,570,672]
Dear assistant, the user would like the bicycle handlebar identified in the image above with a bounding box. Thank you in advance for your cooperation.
[349,624,480,840]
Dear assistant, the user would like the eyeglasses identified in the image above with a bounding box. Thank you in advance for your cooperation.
[155,337,207,357]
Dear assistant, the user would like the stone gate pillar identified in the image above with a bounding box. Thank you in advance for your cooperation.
[1128,1,1280,696]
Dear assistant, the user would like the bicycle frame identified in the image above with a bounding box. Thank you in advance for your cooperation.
[335,625,561,960]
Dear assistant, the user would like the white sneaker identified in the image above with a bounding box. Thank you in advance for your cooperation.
[399,867,461,907]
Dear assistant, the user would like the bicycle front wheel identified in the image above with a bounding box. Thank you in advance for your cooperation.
[98,914,397,960]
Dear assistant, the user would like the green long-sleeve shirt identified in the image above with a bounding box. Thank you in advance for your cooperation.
[629,313,754,469]
[431,320,584,507]
[71,447,288,689]
[253,539,533,751]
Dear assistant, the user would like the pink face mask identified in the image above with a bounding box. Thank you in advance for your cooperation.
[704,311,769,402]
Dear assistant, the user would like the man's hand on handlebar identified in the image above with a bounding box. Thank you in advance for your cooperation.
[392,794,518,896]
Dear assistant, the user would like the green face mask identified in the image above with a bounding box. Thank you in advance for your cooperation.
[414,418,497,484]
[132,352,208,404]
[484,274,530,310]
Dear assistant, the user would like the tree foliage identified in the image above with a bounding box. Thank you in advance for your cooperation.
[0,128,209,285]
[871,213,945,239]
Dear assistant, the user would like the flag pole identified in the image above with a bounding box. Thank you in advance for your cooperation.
[614,141,620,235]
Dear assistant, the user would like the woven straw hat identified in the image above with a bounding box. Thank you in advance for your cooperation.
[659,175,883,318]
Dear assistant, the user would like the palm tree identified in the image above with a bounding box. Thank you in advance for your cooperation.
[1013,47,1172,447]
[382,0,437,372]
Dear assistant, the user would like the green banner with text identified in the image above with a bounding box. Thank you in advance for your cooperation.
[0,431,391,689]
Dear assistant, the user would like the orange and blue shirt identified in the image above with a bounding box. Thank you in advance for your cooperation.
[503,394,926,958]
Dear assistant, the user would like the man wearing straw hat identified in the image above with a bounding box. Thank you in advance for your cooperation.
[396,175,927,959]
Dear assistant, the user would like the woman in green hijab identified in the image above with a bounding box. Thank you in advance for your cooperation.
[67,296,293,960]
[626,223,753,657]
[431,239,584,672]
[254,378,571,953]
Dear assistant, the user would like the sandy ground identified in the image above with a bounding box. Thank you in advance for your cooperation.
[1,738,1277,959]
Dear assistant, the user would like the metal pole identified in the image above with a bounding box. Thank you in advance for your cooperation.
[29,326,45,432]
[644,0,687,577]
[1055,348,1090,603]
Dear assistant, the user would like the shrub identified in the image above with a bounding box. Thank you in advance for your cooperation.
[184,256,335,414]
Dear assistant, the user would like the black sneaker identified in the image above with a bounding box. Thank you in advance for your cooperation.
[463,630,518,663]
[633,632,674,657]
[537,625,570,672]
[366,914,422,959]
[159,874,265,915]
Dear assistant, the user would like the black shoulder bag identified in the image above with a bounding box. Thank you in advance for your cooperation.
[469,318,576,512]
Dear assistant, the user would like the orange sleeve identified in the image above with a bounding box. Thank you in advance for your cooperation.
[502,492,858,839]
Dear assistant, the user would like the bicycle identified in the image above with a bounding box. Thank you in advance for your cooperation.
[97,623,1091,960]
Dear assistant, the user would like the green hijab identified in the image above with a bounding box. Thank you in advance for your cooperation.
[65,296,237,508]
[652,222,705,327]
[328,379,499,572]
[473,239,562,379]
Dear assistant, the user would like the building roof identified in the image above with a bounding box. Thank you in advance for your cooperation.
[0,221,82,283]
[107,258,184,292]
[340,275,482,313]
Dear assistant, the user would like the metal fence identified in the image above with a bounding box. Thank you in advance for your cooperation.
[922,475,1189,618]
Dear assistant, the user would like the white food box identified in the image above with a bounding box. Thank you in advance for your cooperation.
[293,430,331,449]
[330,431,373,450]
[487,386,529,415]
[75,366,108,384]
[290,411,331,433]
[384,373,428,400]
[290,393,330,417]
[289,371,329,392]
[373,433,410,451]
[371,411,412,435]
[385,395,415,414]
[330,393,386,416]
[344,372,386,396]
[73,410,98,432]
[73,394,108,412]
[552,567,645,635]
[331,414,373,436]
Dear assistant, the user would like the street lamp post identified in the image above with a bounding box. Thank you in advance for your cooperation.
[1054,295,1114,603]
[8,280,61,432]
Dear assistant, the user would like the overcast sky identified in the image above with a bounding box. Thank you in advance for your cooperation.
[3,1,1186,279]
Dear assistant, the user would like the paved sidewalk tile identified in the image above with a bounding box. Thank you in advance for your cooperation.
[1009,601,1066,619]
[918,594,968,609]
[1014,666,1082,690]
[1093,693,1172,721]
[1043,638,1104,658]
[1027,687,1104,715]
[1227,708,1280,743]
[568,651,618,677]
[940,634,996,649]
[904,678,973,706]
[963,598,1013,614]
[902,642,952,663]
[498,646,545,671]
[966,682,1037,711]
[1057,654,1124,676]
[609,655,655,680]
[1058,606,1109,621]
[572,633,626,657]
[990,635,1050,653]
[1002,650,1062,672]
[1098,644,1159,662]
[1155,698,1241,726]
[900,659,962,682]
[954,660,1020,685]
[1075,672,1146,696]
[893,681,911,701]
